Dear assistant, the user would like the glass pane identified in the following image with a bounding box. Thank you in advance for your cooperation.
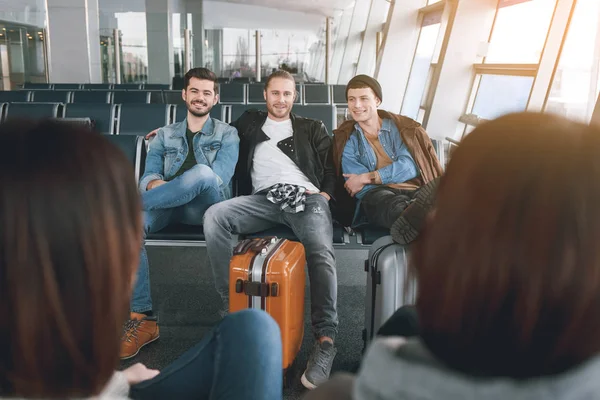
[172,13,185,77]
[471,74,534,120]
[116,13,148,83]
[486,0,557,63]
[261,29,324,83]
[546,0,600,123]
[219,29,256,79]
[427,0,443,4]
[401,23,441,120]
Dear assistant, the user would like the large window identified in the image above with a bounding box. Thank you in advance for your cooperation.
[486,0,557,63]
[471,74,535,120]
[546,0,600,123]
[401,7,445,122]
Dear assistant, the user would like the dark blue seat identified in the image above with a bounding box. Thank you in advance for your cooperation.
[304,84,331,104]
[22,83,53,90]
[63,103,117,134]
[118,104,171,135]
[114,83,143,90]
[0,91,31,102]
[83,83,113,90]
[147,224,205,241]
[174,103,223,122]
[71,90,111,103]
[332,85,346,105]
[103,134,146,183]
[247,84,265,103]
[144,83,171,90]
[220,84,245,103]
[113,91,151,104]
[163,90,185,105]
[5,102,61,119]
[53,83,82,90]
[32,90,71,103]
[357,225,390,245]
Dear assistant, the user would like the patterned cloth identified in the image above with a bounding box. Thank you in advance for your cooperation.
[266,183,307,213]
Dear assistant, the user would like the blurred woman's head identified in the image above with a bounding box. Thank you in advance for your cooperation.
[413,112,600,378]
[0,119,142,397]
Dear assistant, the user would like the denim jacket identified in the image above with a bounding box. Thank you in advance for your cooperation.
[139,118,240,199]
[342,118,418,200]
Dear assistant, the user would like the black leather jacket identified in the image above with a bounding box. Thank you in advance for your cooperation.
[231,109,336,199]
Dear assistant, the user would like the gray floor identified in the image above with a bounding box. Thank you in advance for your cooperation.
[121,246,369,399]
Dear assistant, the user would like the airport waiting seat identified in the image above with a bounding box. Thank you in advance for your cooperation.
[4,102,62,119]
[144,83,171,90]
[114,83,143,90]
[0,91,31,102]
[163,90,185,105]
[22,83,53,90]
[219,84,245,104]
[174,103,223,122]
[332,85,347,105]
[32,90,71,103]
[71,90,111,104]
[113,91,151,104]
[83,83,113,90]
[117,104,172,135]
[53,83,82,90]
[149,90,164,104]
[63,103,117,134]
[147,224,205,242]
[232,77,252,84]
[247,84,265,103]
[304,84,331,105]
[0,103,6,121]
[103,134,146,183]
[244,223,347,244]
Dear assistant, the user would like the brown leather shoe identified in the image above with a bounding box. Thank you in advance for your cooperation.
[120,312,159,360]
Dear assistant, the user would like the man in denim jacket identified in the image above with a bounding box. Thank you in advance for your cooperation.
[120,68,239,359]
[332,75,442,244]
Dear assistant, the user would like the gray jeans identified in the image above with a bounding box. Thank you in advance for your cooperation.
[203,193,339,341]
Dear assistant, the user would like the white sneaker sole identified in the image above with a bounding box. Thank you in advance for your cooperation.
[301,371,317,390]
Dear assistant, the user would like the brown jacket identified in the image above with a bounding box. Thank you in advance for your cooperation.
[332,110,443,226]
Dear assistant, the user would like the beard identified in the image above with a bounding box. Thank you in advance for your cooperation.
[266,102,290,118]
[186,100,212,117]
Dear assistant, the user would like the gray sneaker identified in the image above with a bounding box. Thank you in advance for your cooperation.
[301,340,338,389]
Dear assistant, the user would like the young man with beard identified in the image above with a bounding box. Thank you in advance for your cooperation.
[120,67,239,359]
[202,70,339,389]
[333,75,442,244]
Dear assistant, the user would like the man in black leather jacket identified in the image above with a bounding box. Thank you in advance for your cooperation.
[203,70,339,390]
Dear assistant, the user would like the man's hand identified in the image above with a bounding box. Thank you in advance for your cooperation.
[145,128,159,140]
[123,363,159,385]
[343,172,379,197]
[147,179,167,191]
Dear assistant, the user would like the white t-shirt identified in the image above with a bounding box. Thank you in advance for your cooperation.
[251,117,320,194]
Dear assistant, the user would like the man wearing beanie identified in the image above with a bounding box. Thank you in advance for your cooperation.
[331,74,443,244]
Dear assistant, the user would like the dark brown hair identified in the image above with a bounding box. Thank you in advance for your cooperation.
[185,67,219,94]
[413,112,600,379]
[264,69,296,90]
[0,119,142,397]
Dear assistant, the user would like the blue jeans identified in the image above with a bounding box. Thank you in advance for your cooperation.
[131,165,223,313]
[129,309,283,400]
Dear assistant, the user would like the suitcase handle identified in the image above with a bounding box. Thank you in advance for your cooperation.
[235,279,279,297]
[233,239,255,255]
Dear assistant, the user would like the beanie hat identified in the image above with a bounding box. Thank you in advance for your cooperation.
[345,74,383,102]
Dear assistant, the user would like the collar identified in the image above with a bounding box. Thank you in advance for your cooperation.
[354,118,392,136]
[190,117,214,136]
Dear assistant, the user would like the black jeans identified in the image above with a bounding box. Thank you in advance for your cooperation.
[377,305,420,338]
[361,186,416,229]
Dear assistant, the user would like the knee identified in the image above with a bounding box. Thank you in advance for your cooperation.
[223,309,281,345]
[183,164,219,188]
[203,201,228,228]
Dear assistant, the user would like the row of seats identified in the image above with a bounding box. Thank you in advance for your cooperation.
[105,134,445,247]
[11,83,347,106]
[21,83,171,90]
[0,102,338,136]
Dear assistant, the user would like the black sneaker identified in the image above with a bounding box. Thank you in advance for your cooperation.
[301,340,338,389]
[391,177,440,245]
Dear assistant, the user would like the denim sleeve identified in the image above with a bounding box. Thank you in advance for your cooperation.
[341,138,377,200]
[139,130,166,192]
[211,125,240,186]
[376,154,419,185]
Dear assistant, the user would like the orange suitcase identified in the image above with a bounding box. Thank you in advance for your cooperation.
[229,237,306,370]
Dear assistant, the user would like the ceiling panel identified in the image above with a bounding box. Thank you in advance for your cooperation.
[207,0,355,17]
